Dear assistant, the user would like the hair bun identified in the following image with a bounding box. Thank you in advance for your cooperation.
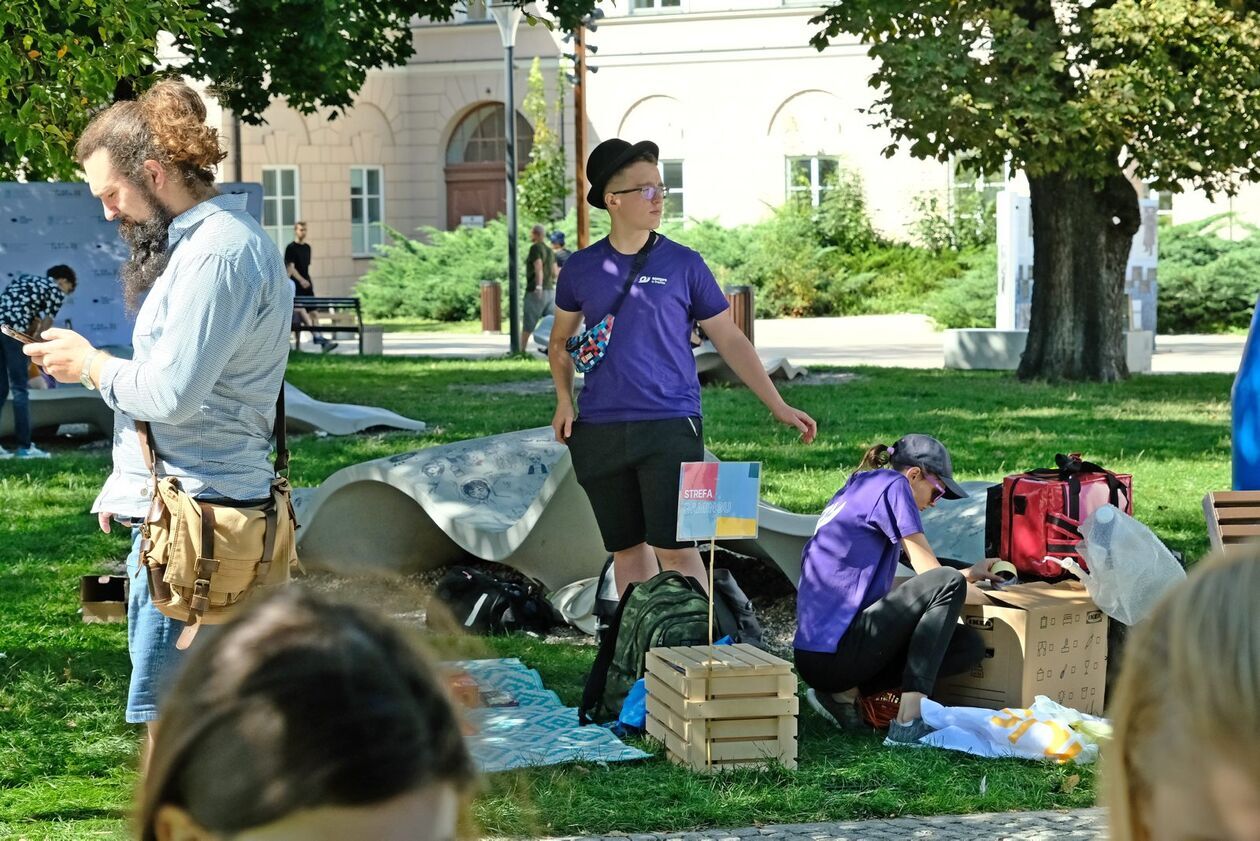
[139,79,227,172]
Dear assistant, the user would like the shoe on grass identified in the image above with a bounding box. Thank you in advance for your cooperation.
[16,445,51,459]
[883,717,934,748]
[806,688,864,731]
[0,444,11,459]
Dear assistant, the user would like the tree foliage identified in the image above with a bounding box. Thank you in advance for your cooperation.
[809,0,1260,196]
[517,57,568,222]
[3,0,601,180]
[0,0,215,180]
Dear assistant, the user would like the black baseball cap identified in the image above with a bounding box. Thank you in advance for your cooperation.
[585,138,659,209]
[891,434,968,499]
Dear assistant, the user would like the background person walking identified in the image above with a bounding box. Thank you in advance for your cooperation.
[0,264,76,459]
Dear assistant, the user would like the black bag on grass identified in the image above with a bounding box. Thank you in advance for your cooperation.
[427,566,557,635]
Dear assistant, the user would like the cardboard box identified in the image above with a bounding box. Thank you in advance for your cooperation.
[933,580,1108,716]
[80,575,127,624]
[645,643,798,773]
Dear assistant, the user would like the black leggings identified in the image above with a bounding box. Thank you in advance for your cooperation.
[795,567,985,696]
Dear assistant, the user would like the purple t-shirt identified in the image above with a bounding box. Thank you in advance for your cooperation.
[555,235,729,423]
[793,470,925,653]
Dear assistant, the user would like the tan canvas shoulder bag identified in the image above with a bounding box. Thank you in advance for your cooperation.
[136,389,298,647]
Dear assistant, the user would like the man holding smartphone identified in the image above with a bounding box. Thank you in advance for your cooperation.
[0,265,77,459]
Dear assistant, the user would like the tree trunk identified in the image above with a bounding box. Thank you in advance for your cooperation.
[1017,171,1140,382]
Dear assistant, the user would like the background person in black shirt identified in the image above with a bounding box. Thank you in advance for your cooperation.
[286,222,336,352]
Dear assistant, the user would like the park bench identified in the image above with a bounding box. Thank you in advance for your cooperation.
[293,296,365,354]
[1203,490,1260,555]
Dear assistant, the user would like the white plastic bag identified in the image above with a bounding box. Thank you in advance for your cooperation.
[1058,505,1185,625]
[919,696,1110,764]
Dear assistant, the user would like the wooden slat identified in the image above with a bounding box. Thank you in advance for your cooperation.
[1219,524,1260,538]
[1215,507,1260,521]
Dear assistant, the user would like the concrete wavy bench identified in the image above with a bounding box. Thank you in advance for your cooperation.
[1,386,114,438]
[293,427,608,588]
[284,383,425,436]
[292,428,833,590]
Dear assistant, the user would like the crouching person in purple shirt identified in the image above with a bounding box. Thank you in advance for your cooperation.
[549,138,817,596]
[794,434,1002,747]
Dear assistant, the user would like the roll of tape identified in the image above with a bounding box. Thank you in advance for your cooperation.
[989,560,1018,583]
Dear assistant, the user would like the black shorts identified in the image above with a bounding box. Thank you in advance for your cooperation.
[566,416,704,552]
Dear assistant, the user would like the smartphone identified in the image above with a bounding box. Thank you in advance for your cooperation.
[0,324,37,344]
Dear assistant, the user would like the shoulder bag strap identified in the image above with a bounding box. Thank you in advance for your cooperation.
[605,231,658,320]
[133,384,289,484]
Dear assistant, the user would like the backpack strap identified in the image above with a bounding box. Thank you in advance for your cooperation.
[579,579,638,726]
[605,232,658,321]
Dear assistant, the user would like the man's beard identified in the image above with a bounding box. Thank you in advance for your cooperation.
[118,180,175,314]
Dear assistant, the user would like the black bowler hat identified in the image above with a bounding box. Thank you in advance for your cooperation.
[585,138,659,209]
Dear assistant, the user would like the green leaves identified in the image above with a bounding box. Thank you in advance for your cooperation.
[1,0,215,180]
[808,0,1260,193]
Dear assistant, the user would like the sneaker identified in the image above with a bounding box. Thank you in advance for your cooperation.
[883,717,934,748]
[16,445,51,459]
[320,340,339,353]
[806,688,864,731]
[0,444,11,460]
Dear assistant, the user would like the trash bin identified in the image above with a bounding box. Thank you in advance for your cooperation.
[481,281,502,334]
[725,285,755,344]
[361,324,384,355]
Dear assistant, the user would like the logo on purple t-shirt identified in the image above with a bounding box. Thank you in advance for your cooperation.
[794,470,925,653]
[554,236,729,423]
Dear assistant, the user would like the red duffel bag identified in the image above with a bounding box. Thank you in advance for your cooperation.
[999,453,1133,581]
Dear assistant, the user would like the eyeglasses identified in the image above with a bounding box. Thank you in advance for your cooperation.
[609,184,669,202]
[926,474,948,504]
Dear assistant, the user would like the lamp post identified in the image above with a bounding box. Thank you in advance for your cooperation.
[491,1,524,353]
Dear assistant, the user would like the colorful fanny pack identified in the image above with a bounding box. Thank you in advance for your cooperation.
[565,232,657,374]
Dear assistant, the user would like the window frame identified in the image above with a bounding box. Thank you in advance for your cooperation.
[630,0,684,14]
[350,165,386,258]
[785,155,840,208]
[659,159,685,221]
[261,166,301,251]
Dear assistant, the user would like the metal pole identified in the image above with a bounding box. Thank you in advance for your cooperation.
[505,44,520,353]
[575,28,590,249]
[233,114,243,183]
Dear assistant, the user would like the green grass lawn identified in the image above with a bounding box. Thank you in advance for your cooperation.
[0,355,1232,839]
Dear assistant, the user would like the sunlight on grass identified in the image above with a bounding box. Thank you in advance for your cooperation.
[0,357,1232,836]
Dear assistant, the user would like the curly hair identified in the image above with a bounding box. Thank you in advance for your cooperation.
[75,78,226,188]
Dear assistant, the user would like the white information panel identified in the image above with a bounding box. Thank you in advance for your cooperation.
[0,182,263,348]
[996,190,1159,332]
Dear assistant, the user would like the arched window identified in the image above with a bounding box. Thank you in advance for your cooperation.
[446,103,533,166]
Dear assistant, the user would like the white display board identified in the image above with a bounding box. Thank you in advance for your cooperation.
[0,182,263,348]
[996,190,1159,332]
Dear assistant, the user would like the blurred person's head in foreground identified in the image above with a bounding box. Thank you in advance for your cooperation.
[1107,549,1260,841]
[138,588,476,841]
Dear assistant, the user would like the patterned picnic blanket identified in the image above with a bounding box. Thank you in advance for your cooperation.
[448,658,650,773]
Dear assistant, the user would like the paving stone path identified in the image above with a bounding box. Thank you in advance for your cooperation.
[535,808,1106,841]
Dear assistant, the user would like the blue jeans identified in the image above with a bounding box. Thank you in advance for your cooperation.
[125,527,188,723]
[0,333,30,448]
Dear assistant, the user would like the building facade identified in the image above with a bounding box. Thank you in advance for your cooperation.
[213,1,1260,298]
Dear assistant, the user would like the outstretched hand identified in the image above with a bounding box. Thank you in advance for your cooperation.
[772,403,817,444]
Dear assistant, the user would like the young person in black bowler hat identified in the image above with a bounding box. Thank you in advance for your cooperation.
[548,138,818,596]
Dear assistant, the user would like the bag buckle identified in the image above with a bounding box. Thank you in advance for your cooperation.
[190,578,212,613]
[194,556,221,578]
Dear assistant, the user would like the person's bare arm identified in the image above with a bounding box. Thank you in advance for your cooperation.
[532,257,545,290]
[903,533,996,604]
[699,313,817,443]
[548,307,585,442]
[286,261,311,292]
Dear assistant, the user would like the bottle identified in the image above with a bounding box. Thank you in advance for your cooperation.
[1233,296,1260,489]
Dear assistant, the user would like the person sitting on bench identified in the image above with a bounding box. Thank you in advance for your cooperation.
[794,434,1001,746]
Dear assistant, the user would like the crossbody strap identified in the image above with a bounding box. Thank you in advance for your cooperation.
[135,385,289,485]
[605,231,658,320]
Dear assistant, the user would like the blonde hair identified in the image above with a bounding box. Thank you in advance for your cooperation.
[75,78,226,188]
[1106,550,1260,841]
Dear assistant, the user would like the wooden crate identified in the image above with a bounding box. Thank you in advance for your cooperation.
[644,643,798,773]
